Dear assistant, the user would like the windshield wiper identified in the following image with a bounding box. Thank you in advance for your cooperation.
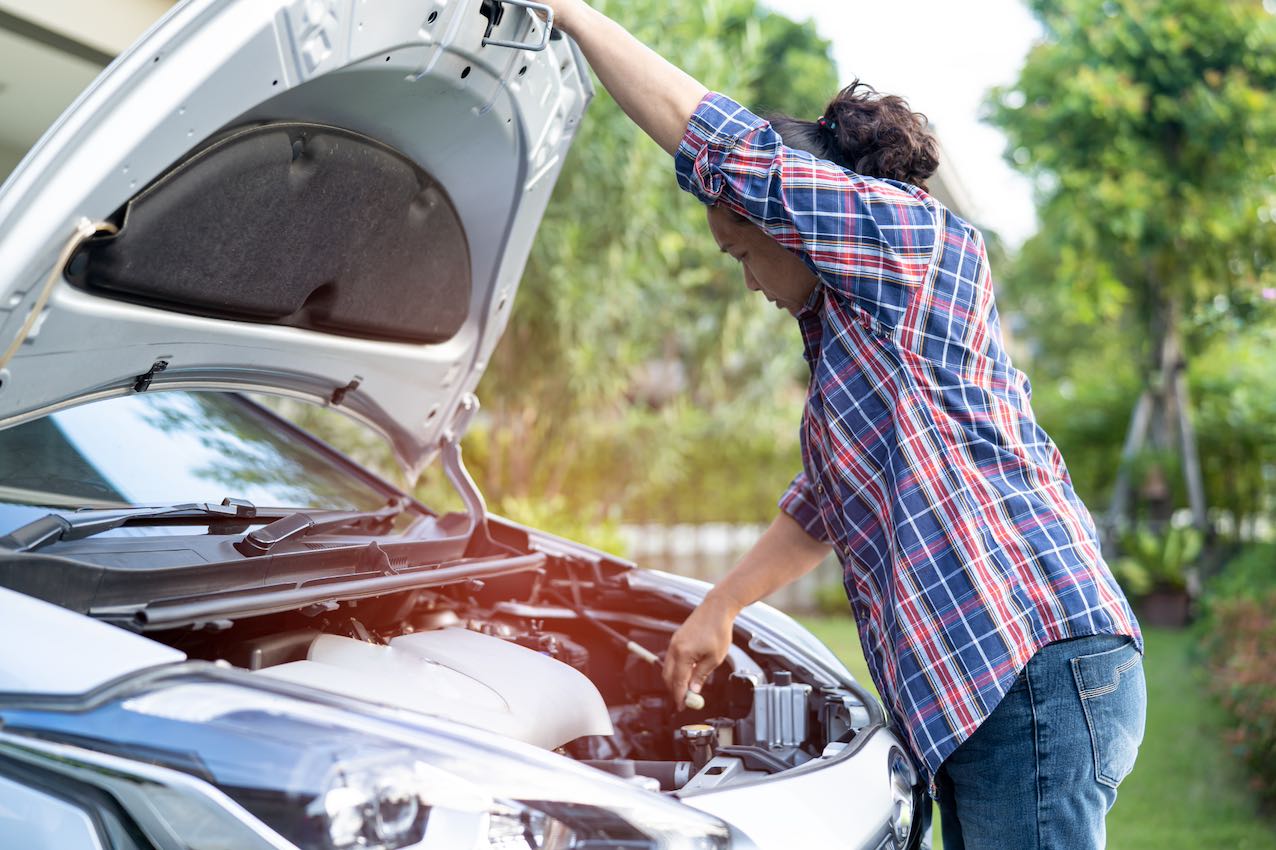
[233,498,409,557]
[0,498,265,553]
[0,498,412,557]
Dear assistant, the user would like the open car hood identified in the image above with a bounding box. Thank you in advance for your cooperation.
[0,0,591,477]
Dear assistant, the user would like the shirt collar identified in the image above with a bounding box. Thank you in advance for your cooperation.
[796,276,824,318]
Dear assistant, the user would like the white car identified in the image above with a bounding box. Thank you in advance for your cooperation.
[0,2,926,848]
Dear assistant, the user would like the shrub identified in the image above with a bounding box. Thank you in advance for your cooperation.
[492,494,628,558]
[1201,545,1276,807]
[1204,543,1276,605]
[1203,590,1276,806]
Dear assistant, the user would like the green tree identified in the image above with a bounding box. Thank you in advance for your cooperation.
[262,2,839,548]
[1190,310,1276,542]
[990,0,1276,538]
[474,0,838,529]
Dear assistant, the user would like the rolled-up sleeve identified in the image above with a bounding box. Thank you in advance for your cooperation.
[778,470,830,544]
[674,92,940,333]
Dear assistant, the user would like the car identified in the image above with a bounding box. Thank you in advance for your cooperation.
[0,1,927,848]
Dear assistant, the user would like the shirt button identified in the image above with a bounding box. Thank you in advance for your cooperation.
[816,483,825,494]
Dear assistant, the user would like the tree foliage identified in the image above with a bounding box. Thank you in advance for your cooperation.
[1190,314,1276,538]
[473,0,838,527]
[269,1,839,545]
[992,0,1276,344]
[989,0,1276,540]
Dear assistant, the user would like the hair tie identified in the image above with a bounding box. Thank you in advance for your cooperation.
[817,116,837,132]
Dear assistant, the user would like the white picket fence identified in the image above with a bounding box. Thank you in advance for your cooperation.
[619,523,845,614]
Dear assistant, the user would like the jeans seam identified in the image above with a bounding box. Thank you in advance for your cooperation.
[1025,664,1043,850]
[1076,653,1141,698]
[1071,656,1118,789]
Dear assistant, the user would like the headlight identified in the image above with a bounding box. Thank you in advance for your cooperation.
[887,747,920,849]
[0,667,731,850]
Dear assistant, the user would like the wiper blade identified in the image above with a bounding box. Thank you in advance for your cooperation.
[233,498,409,558]
[0,498,262,553]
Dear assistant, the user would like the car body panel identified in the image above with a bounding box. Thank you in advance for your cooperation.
[681,729,897,850]
[0,586,184,694]
[627,567,878,705]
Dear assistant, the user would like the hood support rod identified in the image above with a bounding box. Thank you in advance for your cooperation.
[439,394,496,555]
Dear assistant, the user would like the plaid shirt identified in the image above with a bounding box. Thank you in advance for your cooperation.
[674,92,1142,788]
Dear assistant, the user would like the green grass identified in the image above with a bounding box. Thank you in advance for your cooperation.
[796,618,1276,850]
[1106,628,1276,850]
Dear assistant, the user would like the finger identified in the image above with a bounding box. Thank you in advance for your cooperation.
[665,651,696,705]
[661,642,682,686]
[687,657,716,694]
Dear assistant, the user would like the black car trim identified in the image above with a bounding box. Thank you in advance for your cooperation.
[114,551,546,630]
[0,535,531,625]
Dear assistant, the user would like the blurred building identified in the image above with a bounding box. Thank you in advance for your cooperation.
[0,1,176,181]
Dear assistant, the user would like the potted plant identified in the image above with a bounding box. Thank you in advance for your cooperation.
[1111,525,1202,627]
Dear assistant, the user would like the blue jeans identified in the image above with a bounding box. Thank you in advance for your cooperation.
[933,634,1146,849]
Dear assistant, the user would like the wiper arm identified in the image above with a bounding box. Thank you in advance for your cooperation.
[0,498,262,553]
[233,498,409,557]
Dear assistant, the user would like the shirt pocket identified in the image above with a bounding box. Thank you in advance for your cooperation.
[1070,638,1147,788]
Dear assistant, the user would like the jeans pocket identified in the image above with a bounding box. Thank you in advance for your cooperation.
[1070,638,1147,789]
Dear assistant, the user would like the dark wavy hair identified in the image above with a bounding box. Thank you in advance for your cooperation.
[770,80,939,190]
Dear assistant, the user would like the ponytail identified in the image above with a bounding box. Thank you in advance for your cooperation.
[770,80,939,191]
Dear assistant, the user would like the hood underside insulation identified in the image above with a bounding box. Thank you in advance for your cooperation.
[67,122,472,345]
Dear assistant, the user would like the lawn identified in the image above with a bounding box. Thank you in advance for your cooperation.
[796,617,1276,850]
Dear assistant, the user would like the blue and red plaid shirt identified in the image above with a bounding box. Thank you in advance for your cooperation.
[674,92,1142,787]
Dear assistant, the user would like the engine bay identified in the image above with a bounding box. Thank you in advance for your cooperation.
[147,543,874,798]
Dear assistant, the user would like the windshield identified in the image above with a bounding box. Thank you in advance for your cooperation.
[0,393,389,529]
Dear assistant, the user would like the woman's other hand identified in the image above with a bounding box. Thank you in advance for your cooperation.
[663,592,740,707]
[661,511,832,706]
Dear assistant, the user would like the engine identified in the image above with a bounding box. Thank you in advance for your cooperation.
[157,561,873,797]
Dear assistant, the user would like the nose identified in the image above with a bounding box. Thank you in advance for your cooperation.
[743,266,762,292]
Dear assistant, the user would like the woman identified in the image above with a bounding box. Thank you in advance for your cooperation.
[540,3,1146,847]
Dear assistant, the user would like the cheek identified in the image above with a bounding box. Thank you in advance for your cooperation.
[752,249,798,292]
[777,256,818,299]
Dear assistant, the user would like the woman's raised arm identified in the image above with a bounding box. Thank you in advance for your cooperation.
[547,1,707,155]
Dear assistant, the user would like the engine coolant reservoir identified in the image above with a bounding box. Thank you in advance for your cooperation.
[256,627,614,749]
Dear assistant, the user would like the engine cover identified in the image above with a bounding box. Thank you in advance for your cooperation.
[256,627,614,749]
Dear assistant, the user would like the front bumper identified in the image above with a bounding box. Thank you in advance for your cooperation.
[681,727,906,850]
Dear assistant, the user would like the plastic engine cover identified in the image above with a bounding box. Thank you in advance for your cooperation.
[256,628,614,749]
